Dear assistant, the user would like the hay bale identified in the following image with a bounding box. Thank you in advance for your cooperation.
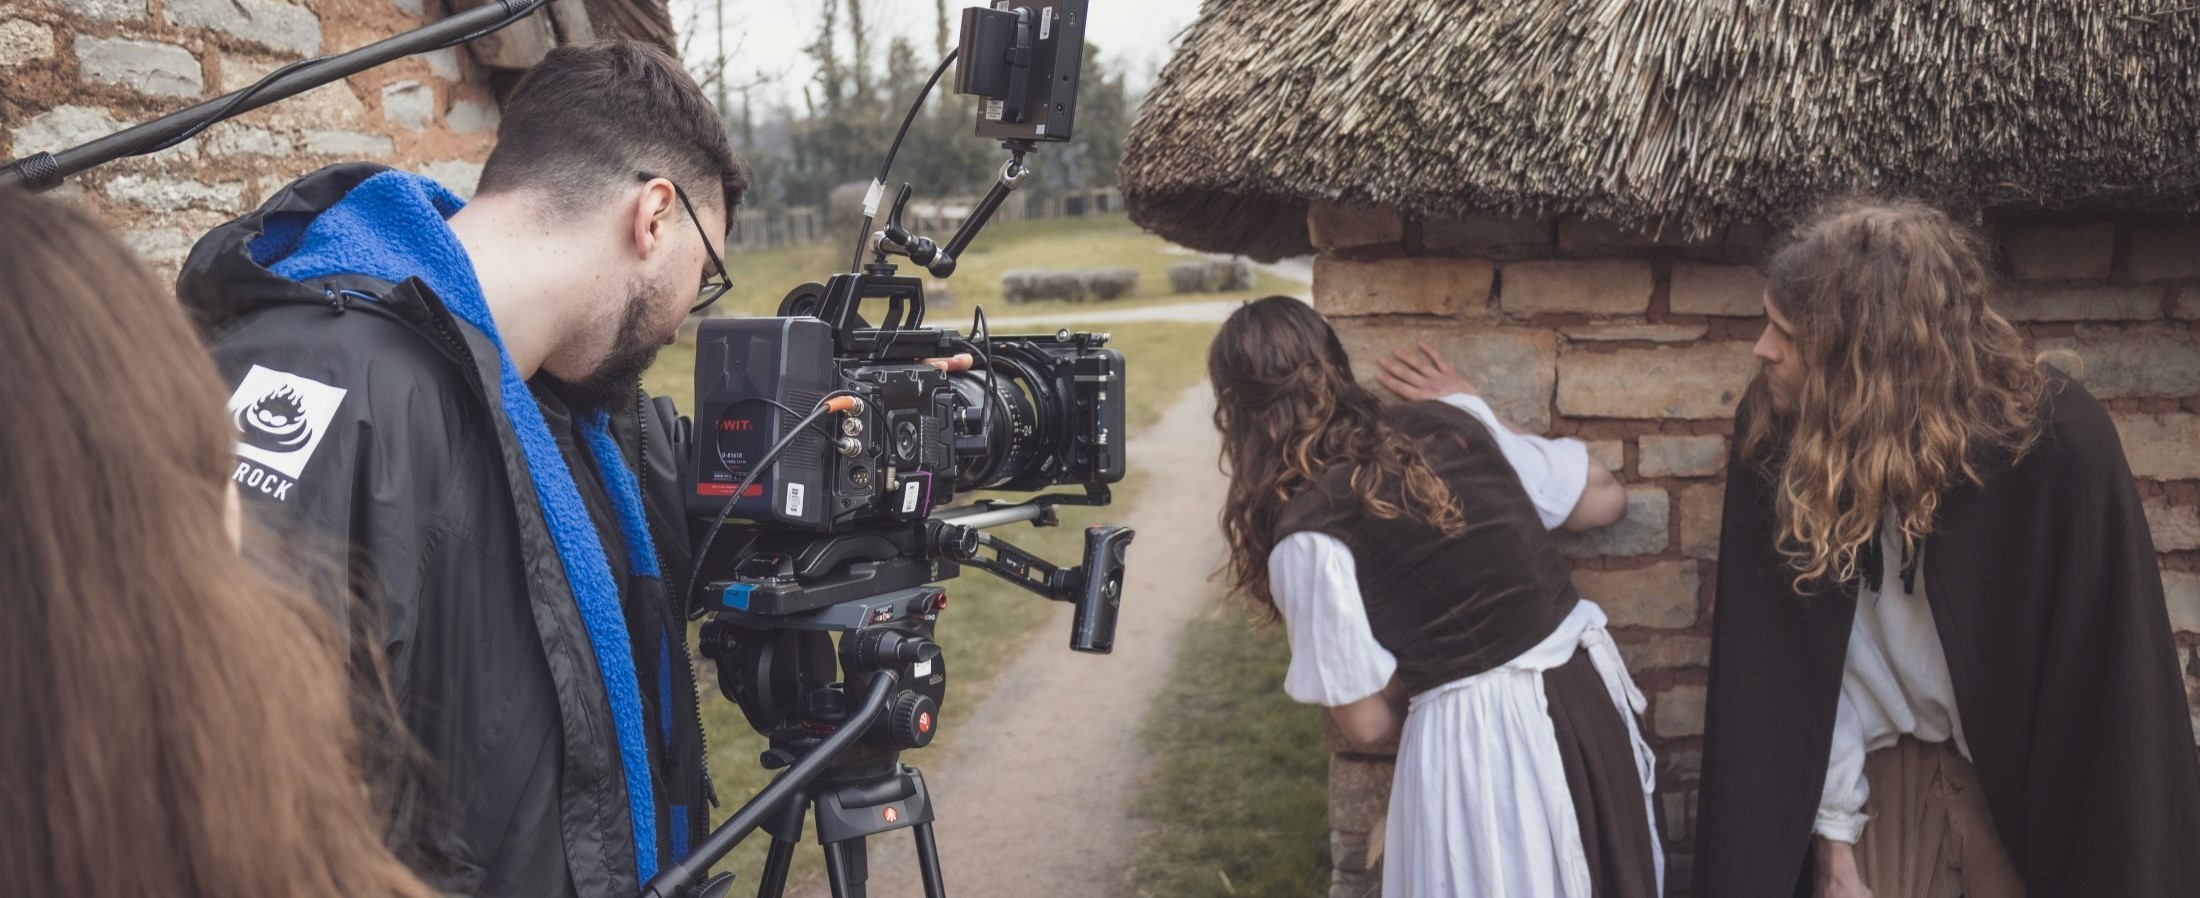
[1001,269,1049,303]
[1213,257,1252,291]
[1037,271,1088,302]
[1082,268,1140,301]
[1168,260,1216,294]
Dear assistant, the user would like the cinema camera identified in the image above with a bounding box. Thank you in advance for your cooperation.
[654,3,1129,897]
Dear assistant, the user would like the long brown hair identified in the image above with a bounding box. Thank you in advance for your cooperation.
[1209,297,1467,614]
[0,189,433,898]
[1740,199,2045,589]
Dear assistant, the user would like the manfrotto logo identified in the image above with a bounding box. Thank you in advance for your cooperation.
[225,365,347,491]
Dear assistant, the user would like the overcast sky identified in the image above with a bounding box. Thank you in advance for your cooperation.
[664,0,1198,110]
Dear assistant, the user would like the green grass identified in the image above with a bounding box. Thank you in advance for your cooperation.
[645,307,1224,882]
[709,214,1301,324]
[1129,602,1333,897]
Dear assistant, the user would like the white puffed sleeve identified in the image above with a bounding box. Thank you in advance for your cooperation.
[1437,392,1590,530]
[1267,531,1398,706]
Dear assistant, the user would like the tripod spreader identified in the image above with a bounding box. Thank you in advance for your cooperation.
[640,670,903,898]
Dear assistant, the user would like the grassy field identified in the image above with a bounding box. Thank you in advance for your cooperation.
[1128,601,1333,897]
[641,304,1224,881]
[708,213,1300,323]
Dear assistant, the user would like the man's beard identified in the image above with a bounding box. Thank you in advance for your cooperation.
[542,282,667,413]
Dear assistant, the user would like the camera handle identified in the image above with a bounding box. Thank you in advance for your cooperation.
[639,669,904,898]
[0,0,552,192]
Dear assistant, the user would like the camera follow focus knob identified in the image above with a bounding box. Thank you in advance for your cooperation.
[890,692,939,749]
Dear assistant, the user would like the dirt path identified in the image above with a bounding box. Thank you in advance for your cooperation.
[789,381,1227,898]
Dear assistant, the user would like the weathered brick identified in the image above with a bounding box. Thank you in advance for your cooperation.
[79,0,148,21]
[167,0,321,57]
[381,80,434,130]
[1332,830,1377,874]
[303,129,394,156]
[1560,216,1720,253]
[394,0,427,16]
[1639,435,1725,478]
[1423,213,1551,255]
[1586,440,1626,474]
[2035,333,2200,399]
[2167,571,2200,634]
[122,228,197,268]
[223,54,367,125]
[75,36,203,98]
[2112,413,2200,480]
[1621,635,1712,671]
[1559,488,1669,558]
[1654,684,1707,737]
[1576,560,1699,628]
[1725,223,1771,264]
[1663,791,1699,842]
[419,159,485,198]
[104,174,246,213]
[1996,284,2163,322]
[1556,343,1757,419]
[1561,323,1707,343]
[2146,498,2200,553]
[1321,710,1399,755]
[2002,221,2115,280]
[1335,326,1558,431]
[1308,202,1404,252]
[2178,291,2200,321]
[0,19,54,67]
[423,47,462,81]
[1660,749,1703,782]
[1314,256,1493,317]
[2130,223,2200,282]
[203,125,292,156]
[1669,263,1767,317]
[12,105,124,156]
[446,96,500,134]
[1501,259,1654,316]
[1679,483,1723,560]
[1328,754,1395,833]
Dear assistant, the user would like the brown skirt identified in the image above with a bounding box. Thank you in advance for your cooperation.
[1544,647,1662,898]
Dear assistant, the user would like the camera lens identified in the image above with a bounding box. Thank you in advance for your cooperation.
[945,355,1046,491]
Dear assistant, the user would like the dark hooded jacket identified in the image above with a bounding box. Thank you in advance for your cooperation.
[177,163,709,898]
[1693,375,2200,897]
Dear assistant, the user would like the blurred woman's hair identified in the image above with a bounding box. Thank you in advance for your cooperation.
[0,187,433,898]
[1740,198,2045,589]
[1208,296,1467,615]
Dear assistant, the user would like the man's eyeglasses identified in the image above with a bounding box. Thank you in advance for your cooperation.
[639,172,731,315]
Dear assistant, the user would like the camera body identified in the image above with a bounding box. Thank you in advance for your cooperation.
[686,275,1126,533]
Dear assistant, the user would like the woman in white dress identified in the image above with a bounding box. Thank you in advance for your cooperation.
[1208,297,1664,897]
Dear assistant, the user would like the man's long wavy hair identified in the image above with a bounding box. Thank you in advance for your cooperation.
[1210,297,1467,615]
[1741,199,2046,589]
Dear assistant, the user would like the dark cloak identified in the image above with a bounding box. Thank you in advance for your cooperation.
[1692,378,2200,897]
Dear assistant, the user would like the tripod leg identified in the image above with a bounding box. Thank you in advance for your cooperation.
[756,791,811,898]
[755,838,797,898]
[913,821,947,898]
[822,836,869,898]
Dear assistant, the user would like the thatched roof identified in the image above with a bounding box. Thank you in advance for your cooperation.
[1121,1,2200,260]
[586,0,676,50]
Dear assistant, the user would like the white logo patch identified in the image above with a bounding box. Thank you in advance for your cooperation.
[226,365,347,479]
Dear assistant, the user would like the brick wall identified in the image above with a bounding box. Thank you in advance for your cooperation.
[0,0,504,279]
[1305,201,2200,896]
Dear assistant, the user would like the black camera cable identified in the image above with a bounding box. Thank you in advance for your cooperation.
[683,391,859,620]
[847,49,962,273]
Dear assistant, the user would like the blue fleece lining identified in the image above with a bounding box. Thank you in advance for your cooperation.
[255,171,662,880]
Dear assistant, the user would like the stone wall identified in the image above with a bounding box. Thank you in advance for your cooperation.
[0,0,512,279]
[1305,201,2200,896]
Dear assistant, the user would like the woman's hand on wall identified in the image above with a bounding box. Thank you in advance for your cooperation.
[1376,342,1478,402]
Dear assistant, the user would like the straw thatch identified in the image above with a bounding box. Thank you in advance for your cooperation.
[587,0,677,50]
[1121,1,2200,260]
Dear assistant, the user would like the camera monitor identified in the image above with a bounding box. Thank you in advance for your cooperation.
[953,0,1087,142]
